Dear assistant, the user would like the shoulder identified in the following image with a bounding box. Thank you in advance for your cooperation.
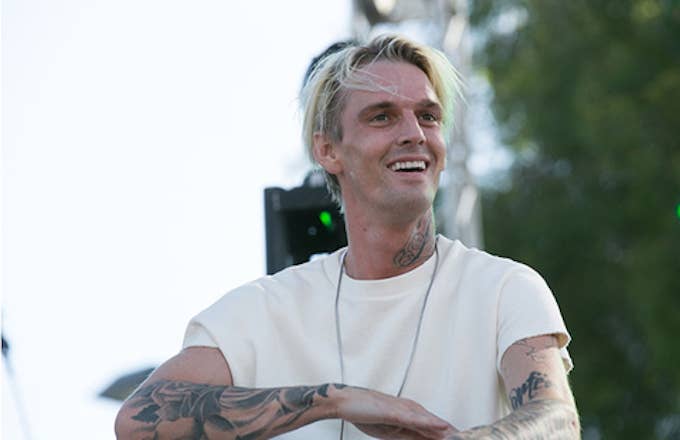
[197,249,343,317]
[437,235,540,284]
[266,250,342,291]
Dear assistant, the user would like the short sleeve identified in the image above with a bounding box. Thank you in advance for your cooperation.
[177,285,265,386]
[496,267,573,373]
[183,321,219,349]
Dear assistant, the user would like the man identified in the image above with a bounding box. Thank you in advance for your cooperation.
[115,35,580,439]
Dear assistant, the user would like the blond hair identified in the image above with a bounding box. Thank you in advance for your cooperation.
[300,34,462,206]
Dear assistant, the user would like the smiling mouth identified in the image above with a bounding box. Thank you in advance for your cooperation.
[389,160,427,172]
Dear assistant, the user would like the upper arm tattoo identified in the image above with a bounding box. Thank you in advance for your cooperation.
[509,371,553,410]
[447,336,579,439]
[515,338,555,362]
[127,380,343,439]
[502,336,557,376]
[502,336,564,410]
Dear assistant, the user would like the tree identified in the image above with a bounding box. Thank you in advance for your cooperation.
[469,1,680,437]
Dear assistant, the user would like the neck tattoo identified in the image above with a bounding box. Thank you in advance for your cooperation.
[334,236,440,440]
[393,215,433,267]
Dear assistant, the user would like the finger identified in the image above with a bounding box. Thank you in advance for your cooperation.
[408,424,455,440]
[360,425,431,440]
[389,428,446,440]
[380,418,449,440]
[396,409,451,432]
[399,413,456,439]
[356,421,452,440]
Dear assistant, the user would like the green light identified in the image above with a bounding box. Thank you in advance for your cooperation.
[319,211,333,229]
[677,203,680,220]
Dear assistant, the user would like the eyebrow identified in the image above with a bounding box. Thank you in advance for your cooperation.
[416,100,443,112]
[358,99,442,118]
[358,101,395,116]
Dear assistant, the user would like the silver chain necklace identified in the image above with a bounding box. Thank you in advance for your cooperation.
[334,237,440,440]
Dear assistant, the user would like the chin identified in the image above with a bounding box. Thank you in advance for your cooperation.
[382,192,434,217]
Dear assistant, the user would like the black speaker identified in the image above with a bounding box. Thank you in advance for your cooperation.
[264,177,346,275]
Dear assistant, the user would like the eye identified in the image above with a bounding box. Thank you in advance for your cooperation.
[420,112,440,123]
[370,113,390,122]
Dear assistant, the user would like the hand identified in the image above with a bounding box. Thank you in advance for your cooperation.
[332,386,459,439]
[354,423,459,440]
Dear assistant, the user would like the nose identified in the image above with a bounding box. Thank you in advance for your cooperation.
[397,113,426,146]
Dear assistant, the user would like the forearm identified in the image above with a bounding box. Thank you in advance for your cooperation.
[115,380,344,439]
[448,399,580,440]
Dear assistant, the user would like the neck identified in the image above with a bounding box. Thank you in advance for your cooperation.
[342,209,437,280]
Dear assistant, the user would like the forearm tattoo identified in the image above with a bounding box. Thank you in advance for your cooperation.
[126,381,344,439]
[393,214,434,267]
[447,399,580,440]
[510,371,552,410]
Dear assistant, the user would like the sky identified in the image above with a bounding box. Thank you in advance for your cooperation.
[1,1,510,439]
[2,1,351,438]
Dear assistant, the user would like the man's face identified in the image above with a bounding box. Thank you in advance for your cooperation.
[332,61,447,218]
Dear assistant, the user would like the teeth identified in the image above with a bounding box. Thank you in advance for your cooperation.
[390,160,426,171]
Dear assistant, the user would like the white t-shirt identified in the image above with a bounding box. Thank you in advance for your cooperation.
[183,236,572,438]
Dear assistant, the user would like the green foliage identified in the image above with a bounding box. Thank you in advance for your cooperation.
[470,0,680,437]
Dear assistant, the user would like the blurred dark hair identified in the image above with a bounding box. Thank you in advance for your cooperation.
[302,40,358,90]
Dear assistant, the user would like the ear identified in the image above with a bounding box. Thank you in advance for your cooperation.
[312,132,343,175]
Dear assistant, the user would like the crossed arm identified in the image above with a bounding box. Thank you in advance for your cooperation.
[114,347,452,439]
[115,335,579,439]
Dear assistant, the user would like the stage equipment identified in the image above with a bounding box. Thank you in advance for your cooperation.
[264,171,347,275]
